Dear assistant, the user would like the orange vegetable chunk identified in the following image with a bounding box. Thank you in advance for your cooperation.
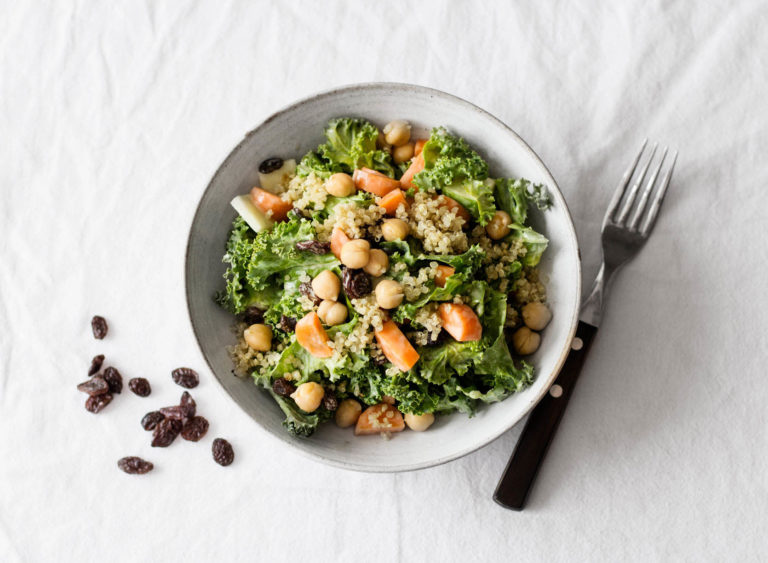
[438,303,483,342]
[434,265,455,288]
[249,186,293,222]
[295,312,334,358]
[355,403,405,435]
[378,189,408,216]
[352,168,401,197]
[400,152,425,189]
[413,139,427,157]
[330,227,351,260]
[436,195,471,223]
[374,320,420,372]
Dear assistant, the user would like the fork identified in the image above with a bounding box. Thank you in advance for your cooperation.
[493,141,678,510]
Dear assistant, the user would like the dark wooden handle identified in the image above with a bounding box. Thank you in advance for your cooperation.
[493,321,598,510]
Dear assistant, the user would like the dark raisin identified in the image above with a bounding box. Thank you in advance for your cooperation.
[280,315,297,332]
[242,306,264,325]
[212,438,234,466]
[322,390,338,411]
[295,240,331,254]
[128,377,152,397]
[180,391,196,413]
[258,157,283,174]
[117,456,154,474]
[181,416,210,442]
[85,393,113,413]
[88,354,105,376]
[151,418,182,447]
[102,366,123,394]
[272,377,296,397]
[342,268,372,298]
[141,411,165,431]
[159,405,193,421]
[299,281,322,306]
[77,376,109,396]
[91,315,108,339]
[171,367,199,389]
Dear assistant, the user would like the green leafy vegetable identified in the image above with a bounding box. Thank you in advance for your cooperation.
[413,127,489,191]
[441,179,497,226]
[269,390,323,437]
[511,225,548,267]
[494,178,551,225]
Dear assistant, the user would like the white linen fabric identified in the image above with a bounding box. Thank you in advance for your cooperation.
[1,1,767,561]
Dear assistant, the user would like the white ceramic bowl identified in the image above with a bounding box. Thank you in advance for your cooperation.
[185,83,581,472]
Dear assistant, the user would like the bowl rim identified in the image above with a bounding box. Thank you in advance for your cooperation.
[185,81,582,472]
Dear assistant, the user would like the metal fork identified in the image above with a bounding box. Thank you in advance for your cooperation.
[494,141,678,510]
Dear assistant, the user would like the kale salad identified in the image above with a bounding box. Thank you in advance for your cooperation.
[217,118,553,438]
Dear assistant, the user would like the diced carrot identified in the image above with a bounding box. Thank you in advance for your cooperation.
[438,303,483,342]
[295,312,334,358]
[413,139,427,157]
[434,265,455,288]
[355,403,405,435]
[375,320,420,372]
[378,189,408,216]
[400,152,425,189]
[436,195,471,223]
[381,395,396,405]
[249,186,293,222]
[330,227,350,260]
[353,168,401,197]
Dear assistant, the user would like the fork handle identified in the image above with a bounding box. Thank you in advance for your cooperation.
[493,321,598,510]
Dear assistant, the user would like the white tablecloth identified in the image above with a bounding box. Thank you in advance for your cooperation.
[2,1,767,561]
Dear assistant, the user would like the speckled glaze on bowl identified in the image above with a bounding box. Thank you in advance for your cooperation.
[185,83,581,472]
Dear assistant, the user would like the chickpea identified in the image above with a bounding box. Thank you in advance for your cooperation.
[317,299,348,326]
[512,326,541,356]
[392,142,414,164]
[312,270,341,301]
[376,131,392,153]
[383,120,411,147]
[404,412,435,432]
[381,218,409,241]
[363,248,389,277]
[243,323,272,351]
[340,239,370,269]
[486,210,512,240]
[375,279,404,309]
[522,302,552,331]
[290,381,325,413]
[325,173,356,197]
[335,398,362,428]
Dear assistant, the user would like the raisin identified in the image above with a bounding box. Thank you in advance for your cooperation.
[212,438,234,466]
[117,456,154,474]
[172,367,199,389]
[242,306,264,325]
[88,354,105,376]
[151,418,182,447]
[258,157,283,174]
[280,315,297,332]
[295,240,331,254]
[77,376,109,396]
[160,393,195,420]
[342,268,372,298]
[181,416,210,442]
[299,282,322,306]
[91,316,108,339]
[322,390,338,411]
[272,377,296,397]
[141,411,165,431]
[85,393,113,413]
[128,377,152,397]
[180,391,196,413]
[102,366,123,394]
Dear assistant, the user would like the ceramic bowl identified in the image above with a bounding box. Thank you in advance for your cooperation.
[185,83,581,472]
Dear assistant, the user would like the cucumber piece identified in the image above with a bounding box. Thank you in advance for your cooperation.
[258,158,296,193]
[230,195,274,232]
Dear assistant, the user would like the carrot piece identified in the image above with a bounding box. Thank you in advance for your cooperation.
[355,403,405,435]
[330,227,351,260]
[374,320,420,372]
[413,139,427,157]
[249,186,293,222]
[295,312,334,358]
[438,303,483,342]
[400,152,425,189]
[436,195,471,223]
[352,168,401,197]
[378,189,408,216]
[434,265,455,288]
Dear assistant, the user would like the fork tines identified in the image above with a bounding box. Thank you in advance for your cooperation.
[607,140,678,235]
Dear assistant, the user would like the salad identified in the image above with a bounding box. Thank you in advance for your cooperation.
[216,118,553,438]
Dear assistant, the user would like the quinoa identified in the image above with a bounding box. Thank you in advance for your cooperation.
[513,268,547,305]
[315,201,384,241]
[400,263,439,302]
[410,303,442,345]
[329,295,386,356]
[228,322,284,378]
[280,173,328,211]
[397,191,468,254]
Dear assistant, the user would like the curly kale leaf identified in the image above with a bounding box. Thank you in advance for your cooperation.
[413,127,489,190]
[494,177,551,225]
